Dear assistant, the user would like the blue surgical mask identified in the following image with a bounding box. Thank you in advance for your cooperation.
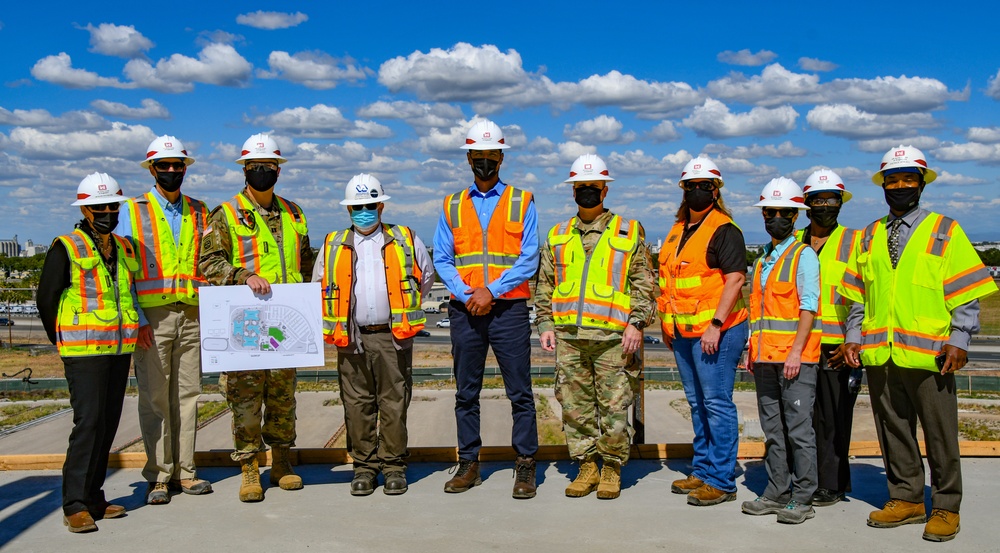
[350,209,379,231]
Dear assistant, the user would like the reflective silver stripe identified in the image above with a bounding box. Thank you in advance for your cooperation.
[58,328,122,343]
[135,279,172,292]
[842,271,864,293]
[455,253,519,268]
[388,225,415,277]
[225,200,259,274]
[860,330,888,346]
[757,319,800,332]
[508,190,523,223]
[944,267,992,297]
[895,331,944,352]
[927,215,954,257]
[836,229,854,263]
[137,195,164,279]
[65,233,102,312]
[391,310,425,324]
[776,242,804,282]
[821,320,846,336]
[322,320,339,331]
[861,220,881,255]
[446,193,463,228]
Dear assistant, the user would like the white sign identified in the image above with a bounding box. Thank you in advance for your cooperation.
[199,283,325,373]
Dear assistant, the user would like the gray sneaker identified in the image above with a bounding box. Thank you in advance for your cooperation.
[777,500,816,524]
[742,496,786,516]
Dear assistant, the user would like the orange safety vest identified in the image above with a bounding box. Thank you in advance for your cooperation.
[657,209,748,338]
[125,191,209,307]
[321,224,426,347]
[749,241,821,364]
[443,185,531,300]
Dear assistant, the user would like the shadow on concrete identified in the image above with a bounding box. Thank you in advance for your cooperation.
[0,474,61,549]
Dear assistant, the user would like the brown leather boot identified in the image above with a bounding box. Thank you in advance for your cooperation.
[687,484,737,506]
[867,499,925,528]
[671,474,704,494]
[596,461,621,500]
[270,446,303,490]
[565,459,600,497]
[63,511,98,533]
[443,459,481,493]
[923,509,960,542]
[239,458,264,502]
[512,455,537,499]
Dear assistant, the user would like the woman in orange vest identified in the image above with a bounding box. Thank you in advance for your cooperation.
[658,157,749,507]
[741,177,821,525]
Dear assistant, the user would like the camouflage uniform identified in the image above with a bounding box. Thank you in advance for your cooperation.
[534,210,657,463]
[199,188,314,461]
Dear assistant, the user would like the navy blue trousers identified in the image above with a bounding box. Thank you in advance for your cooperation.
[450,299,537,460]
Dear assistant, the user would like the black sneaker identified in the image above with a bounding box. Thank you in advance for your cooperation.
[812,488,845,507]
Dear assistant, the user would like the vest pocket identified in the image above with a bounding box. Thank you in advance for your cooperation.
[767,281,798,304]
[912,253,944,290]
[504,221,524,251]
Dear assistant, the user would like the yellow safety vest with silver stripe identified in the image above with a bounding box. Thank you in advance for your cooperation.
[55,229,140,357]
[321,224,426,346]
[794,225,860,345]
[548,214,639,331]
[219,193,308,284]
[125,191,209,307]
[838,212,998,371]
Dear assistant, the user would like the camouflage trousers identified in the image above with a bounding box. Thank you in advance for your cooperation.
[224,369,297,462]
[554,336,638,464]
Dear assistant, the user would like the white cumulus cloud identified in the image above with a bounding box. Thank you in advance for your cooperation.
[90,98,170,119]
[251,104,392,139]
[934,171,988,186]
[6,122,156,160]
[236,11,308,30]
[31,53,130,89]
[356,101,464,132]
[855,136,940,153]
[647,121,681,142]
[258,51,369,89]
[987,69,1000,100]
[934,142,1000,164]
[798,57,838,72]
[683,99,798,139]
[717,49,778,66]
[702,141,807,159]
[123,43,252,93]
[80,23,154,58]
[550,71,702,119]
[563,115,635,144]
[967,127,1000,143]
[0,107,108,132]
[806,104,939,139]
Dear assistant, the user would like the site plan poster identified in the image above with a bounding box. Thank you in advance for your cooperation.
[199,282,325,373]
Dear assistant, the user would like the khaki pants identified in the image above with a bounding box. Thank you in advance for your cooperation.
[134,303,202,483]
[337,332,412,474]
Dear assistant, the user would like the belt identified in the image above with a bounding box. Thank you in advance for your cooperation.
[358,324,390,334]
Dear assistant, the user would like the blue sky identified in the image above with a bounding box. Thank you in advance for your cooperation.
[2,1,999,249]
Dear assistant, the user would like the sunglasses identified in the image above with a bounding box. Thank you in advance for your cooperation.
[89,203,120,212]
[351,203,379,211]
[807,197,842,207]
[682,180,716,192]
[762,208,796,218]
[153,161,186,171]
[245,163,278,172]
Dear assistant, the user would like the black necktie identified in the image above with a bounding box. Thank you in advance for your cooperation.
[888,218,903,269]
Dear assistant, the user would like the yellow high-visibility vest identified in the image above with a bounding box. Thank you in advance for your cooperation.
[125,191,209,307]
[54,229,140,356]
[795,225,861,345]
[839,212,998,370]
[219,193,308,284]
[547,214,639,331]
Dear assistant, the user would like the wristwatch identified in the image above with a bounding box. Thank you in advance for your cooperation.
[710,318,724,328]
[630,319,647,330]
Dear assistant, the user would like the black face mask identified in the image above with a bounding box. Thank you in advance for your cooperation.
[884,186,921,213]
[91,212,120,235]
[155,171,185,193]
[574,186,603,209]
[807,206,840,228]
[471,158,500,181]
[765,215,795,241]
[684,188,715,212]
[246,167,278,192]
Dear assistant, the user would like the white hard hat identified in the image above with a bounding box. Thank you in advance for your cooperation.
[679,156,724,188]
[236,133,287,165]
[340,173,390,206]
[872,144,937,185]
[71,172,128,207]
[803,169,852,203]
[460,120,510,150]
[753,177,809,210]
[140,135,195,168]
[565,154,614,183]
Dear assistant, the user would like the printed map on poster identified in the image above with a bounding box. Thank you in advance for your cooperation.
[199,283,324,373]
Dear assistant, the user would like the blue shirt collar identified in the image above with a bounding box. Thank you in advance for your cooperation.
[763,233,798,258]
[467,179,506,199]
[149,185,183,212]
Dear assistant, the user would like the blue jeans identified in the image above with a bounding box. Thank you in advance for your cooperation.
[672,320,748,493]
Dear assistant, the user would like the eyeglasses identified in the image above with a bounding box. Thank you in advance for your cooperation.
[468,150,503,160]
[883,173,922,188]
[153,161,186,171]
[351,203,379,211]
[89,203,120,212]
[807,197,842,207]
[245,162,278,172]
[762,208,796,218]
[681,180,716,192]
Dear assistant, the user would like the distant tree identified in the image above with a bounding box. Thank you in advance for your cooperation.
[978,248,1000,267]
[745,247,762,266]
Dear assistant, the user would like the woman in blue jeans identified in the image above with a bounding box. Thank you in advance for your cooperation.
[657,157,750,506]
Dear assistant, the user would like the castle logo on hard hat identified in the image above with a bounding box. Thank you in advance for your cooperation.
[165,142,173,149]
[773,190,781,197]
[483,132,491,139]
[819,175,827,181]
[99,184,107,191]
[584,163,592,171]
[895,149,905,157]
[694,164,702,170]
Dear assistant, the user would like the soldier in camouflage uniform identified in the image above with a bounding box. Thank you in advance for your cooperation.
[199,133,314,502]
[534,155,657,500]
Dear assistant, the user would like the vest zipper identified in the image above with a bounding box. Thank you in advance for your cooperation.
[112,248,124,355]
[575,227,592,327]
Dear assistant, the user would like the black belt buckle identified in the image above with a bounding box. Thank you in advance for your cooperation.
[359,324,390,334]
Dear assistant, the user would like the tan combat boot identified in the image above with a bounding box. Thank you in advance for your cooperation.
[565,459,600,498]
[596,461,621,500]
[239,458,264,502]
[270,446,303,490]
[867,499,925,528]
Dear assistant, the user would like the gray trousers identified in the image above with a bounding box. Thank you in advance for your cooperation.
[867,362,962,512]
[337,332,412,474]
[754,362,818,504]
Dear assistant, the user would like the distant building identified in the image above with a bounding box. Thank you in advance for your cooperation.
[20,239,48,257]
[0,235,19,257]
